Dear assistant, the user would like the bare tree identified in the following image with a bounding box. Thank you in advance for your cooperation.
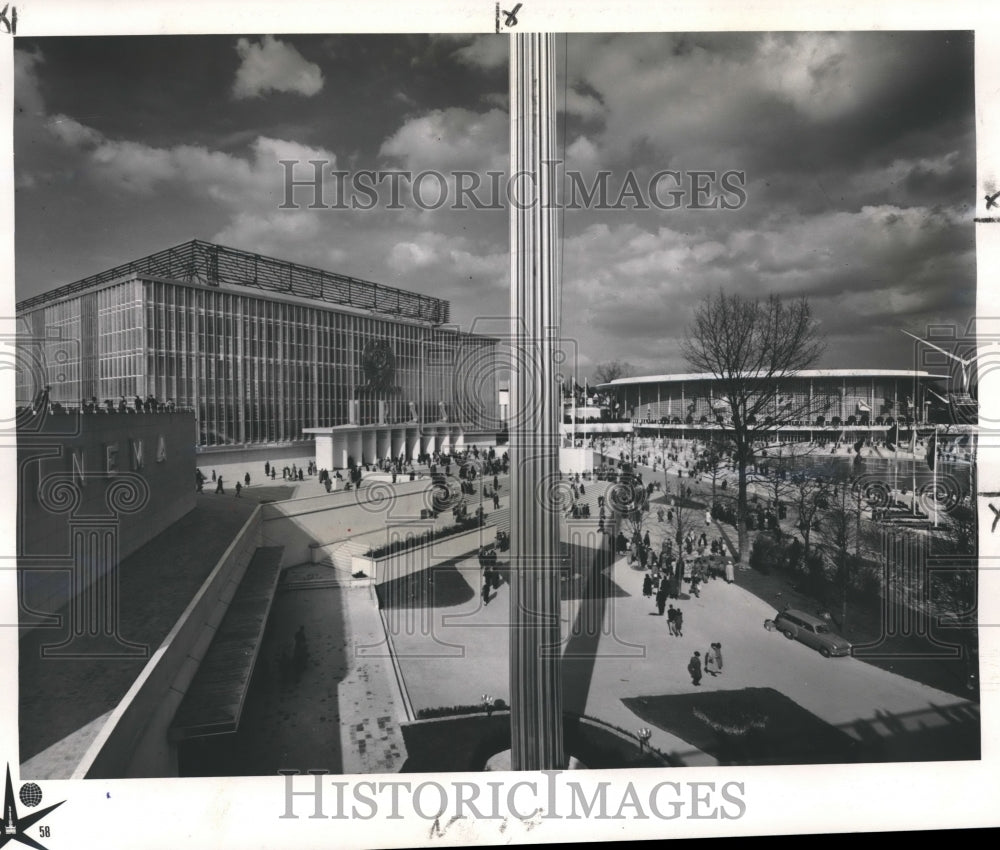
[681,293,825,562]
[815,479,858,630]
[791,473,829,569]
[701,436,734,509]
[664,478,695,551]
[592,360,636,386]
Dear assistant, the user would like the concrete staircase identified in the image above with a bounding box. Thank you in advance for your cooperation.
[318,537,372,573]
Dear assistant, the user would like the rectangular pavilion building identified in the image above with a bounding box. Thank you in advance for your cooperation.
[16,240,498,458]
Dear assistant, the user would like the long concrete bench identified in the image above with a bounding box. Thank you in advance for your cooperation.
[169,546,284,740]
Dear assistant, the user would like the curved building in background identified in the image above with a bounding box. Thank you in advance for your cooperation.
[600,369,976,437]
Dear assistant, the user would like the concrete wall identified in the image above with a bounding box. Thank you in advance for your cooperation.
[559,447,600,473]
[352,521,499,585]
[18,411,197,621]
[73,506,264,779]
[260,479,437,568]
[194,441,314,474]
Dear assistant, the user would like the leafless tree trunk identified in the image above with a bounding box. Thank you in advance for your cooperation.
[682,293,824,562]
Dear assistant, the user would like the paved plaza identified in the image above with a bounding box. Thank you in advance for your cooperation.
[22,443,980,778]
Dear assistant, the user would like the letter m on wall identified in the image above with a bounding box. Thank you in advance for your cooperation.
[130,439,144,471]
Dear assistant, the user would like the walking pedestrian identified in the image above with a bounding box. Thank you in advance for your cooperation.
[215,476,224,494]
[244,472,251,488]
[642,574,653,598]
[688,651,703,686]
[667,604,677,635]
[655,583,667,616]
[705,647,719,676]
[675,608,684,636]
[235,481,242,498]
[713,642,723,672]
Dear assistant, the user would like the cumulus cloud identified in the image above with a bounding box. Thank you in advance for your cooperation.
[563,88,604,120]
[46,114,102,148]
[14,46,46,115]
[45,112,338,203]
[452,34,507,71]
[232,35,324,99]
[379,107,508,173]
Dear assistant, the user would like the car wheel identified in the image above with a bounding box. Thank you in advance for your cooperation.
[782,629,794,640]
[819,647,831,658]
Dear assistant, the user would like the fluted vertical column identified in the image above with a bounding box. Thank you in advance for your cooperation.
[509,31,565,771]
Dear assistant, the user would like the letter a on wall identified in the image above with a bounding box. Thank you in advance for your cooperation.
[156,434,167,463]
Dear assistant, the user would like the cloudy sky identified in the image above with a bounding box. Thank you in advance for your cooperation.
[14,32,975,380]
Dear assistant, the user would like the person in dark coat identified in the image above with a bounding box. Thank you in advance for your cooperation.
[655,583,668,616]
[666,604,677,635]
[675,608,684,636]
[688,651,702,686]
[642,574,653,598]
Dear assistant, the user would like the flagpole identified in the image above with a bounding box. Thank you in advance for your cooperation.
[933,424,939,528]
[571,373,577,448]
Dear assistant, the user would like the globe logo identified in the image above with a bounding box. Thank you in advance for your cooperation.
[18,782,42,808]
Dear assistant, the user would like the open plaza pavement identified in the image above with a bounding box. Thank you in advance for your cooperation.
[21,438,980,778]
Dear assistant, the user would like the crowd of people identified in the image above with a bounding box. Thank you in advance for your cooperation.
[24,385,180,417]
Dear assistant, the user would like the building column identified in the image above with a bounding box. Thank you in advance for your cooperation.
[376,427,390,460]
[362,428,376,465]
[509,31,565,771]
[332,432,349,469]
[314,433,334,472]
[348,431,363,468]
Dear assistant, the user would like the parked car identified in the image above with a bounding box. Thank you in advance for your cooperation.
[773,608,852,657]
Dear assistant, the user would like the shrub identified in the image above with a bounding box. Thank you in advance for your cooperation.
[416,701,508,720]
[366,515,485,559]
[749,533,784,574]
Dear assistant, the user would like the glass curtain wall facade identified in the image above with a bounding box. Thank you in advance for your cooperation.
[18,277,496,447]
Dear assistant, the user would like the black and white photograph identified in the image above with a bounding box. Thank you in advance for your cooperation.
[3,1,999,846]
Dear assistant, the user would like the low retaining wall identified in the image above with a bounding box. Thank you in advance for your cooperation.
[194,442,313,471]
[400,712,672,771]
[353,522,499,585]
[72,506,264,779]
